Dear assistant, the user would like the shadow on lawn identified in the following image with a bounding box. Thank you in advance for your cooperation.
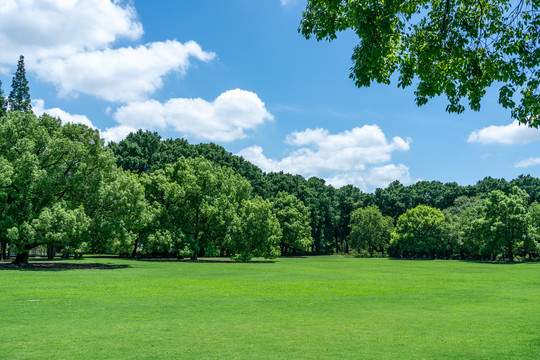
[387,257,538,264]
[134,257,275,264]
[0,262,131,271]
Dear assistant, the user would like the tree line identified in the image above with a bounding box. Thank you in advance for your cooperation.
[2,112,539,263]
[1,56,539,263]
[109,131,540,261]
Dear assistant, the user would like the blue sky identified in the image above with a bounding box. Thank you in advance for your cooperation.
[0,0,539,192]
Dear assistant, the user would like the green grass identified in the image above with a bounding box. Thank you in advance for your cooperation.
[1,256,539,359]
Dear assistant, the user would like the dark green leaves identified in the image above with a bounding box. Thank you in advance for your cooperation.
[300,0,540,126]
[9,55,31,113]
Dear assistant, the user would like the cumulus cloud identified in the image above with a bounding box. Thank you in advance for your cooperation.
[113,89,274,142]
[32,99,139,143]
[34,41,215,102]
[100,125,139,144]
[238,125,412,190]
[0,0,143,63]
[364,164,413,189]
[515,157,540,168]
[0,1,214,103]
[468,120,540,144]
[32,99,96,129]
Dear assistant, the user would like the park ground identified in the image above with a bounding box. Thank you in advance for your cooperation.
[0,256,539,359]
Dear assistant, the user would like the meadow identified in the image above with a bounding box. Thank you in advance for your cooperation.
[0,256,539,359]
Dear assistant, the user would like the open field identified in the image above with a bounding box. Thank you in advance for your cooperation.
[0,256,539,359]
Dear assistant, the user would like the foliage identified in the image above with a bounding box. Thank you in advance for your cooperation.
[107,130,164,174]
[9,55,31,113]
[84,169,155,255]
[374,180,413,220]
[470,186,531,260]
[272,191,313,255]
[333,184,367,252]
[510,174,540,203]
[228,196,282,261]
[389,205,449,258]
[443,196,485,259]
[300,0,540,127]
[0,111,115,262]
[349,205,394,256]
[109,130,266,195]
[526,201,540,258]
[142,157,252,259]
[0,80,6,117]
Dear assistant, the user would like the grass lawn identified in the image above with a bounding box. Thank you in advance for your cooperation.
[0,256,539,359]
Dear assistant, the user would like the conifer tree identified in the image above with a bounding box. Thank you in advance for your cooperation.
[9,55,31,112]
[0,80,6,117]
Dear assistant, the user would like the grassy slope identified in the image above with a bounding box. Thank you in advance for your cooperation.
[0,256,538,359]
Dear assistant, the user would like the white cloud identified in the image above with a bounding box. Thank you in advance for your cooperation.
[324,173,368,191]
[32,99,138,143]
[0,1,214,104]
[113,89,274,142]
[0,0,143,63]
[238,125,412,190]
[100,125,138,144]
[34,41,215,102]
[468,120,540,144]
[515,157,540,168]
[364,164,413,189]
[32,99,96,129]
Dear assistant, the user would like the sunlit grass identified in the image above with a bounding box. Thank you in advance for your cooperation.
[1,256,538,359]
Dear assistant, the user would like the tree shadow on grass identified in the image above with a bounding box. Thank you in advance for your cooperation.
[387,257,538,265]
[0,262,131,271]
[135,258,275,264]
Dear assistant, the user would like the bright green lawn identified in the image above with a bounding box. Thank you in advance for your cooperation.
[0,256,538,359]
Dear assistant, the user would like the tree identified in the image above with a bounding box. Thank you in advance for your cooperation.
[0,80,6,117]
[526,201,540,259]
[83,169,155,256]
[389,205,448,259]
[108,130,164,175]
[374,180,413,220]
[272,191,313,255]
[0,111,116,263]
[510,174,540,203]
[304,177,337,254]
[300,0,540,127]
[474,176,511,197]
[228,196,282,261]
[470,187,530,260]
[443,196,485,259]
[9,55,31,112]
[142,157,252,259]
[349,205,393,256]
[333,185,366,253]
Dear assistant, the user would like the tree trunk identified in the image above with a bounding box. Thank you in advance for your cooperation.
[12,251,29,265]
[0,241,6,261]
[131,238,139,258]
[47,245,55,260]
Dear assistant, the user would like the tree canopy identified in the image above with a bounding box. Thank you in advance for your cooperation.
[349,205,393,256]
[0,111,114,263]
[9,55,31,113]
[300,0,540,127]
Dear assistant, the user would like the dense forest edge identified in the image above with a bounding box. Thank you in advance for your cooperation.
[1,57,539,264]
